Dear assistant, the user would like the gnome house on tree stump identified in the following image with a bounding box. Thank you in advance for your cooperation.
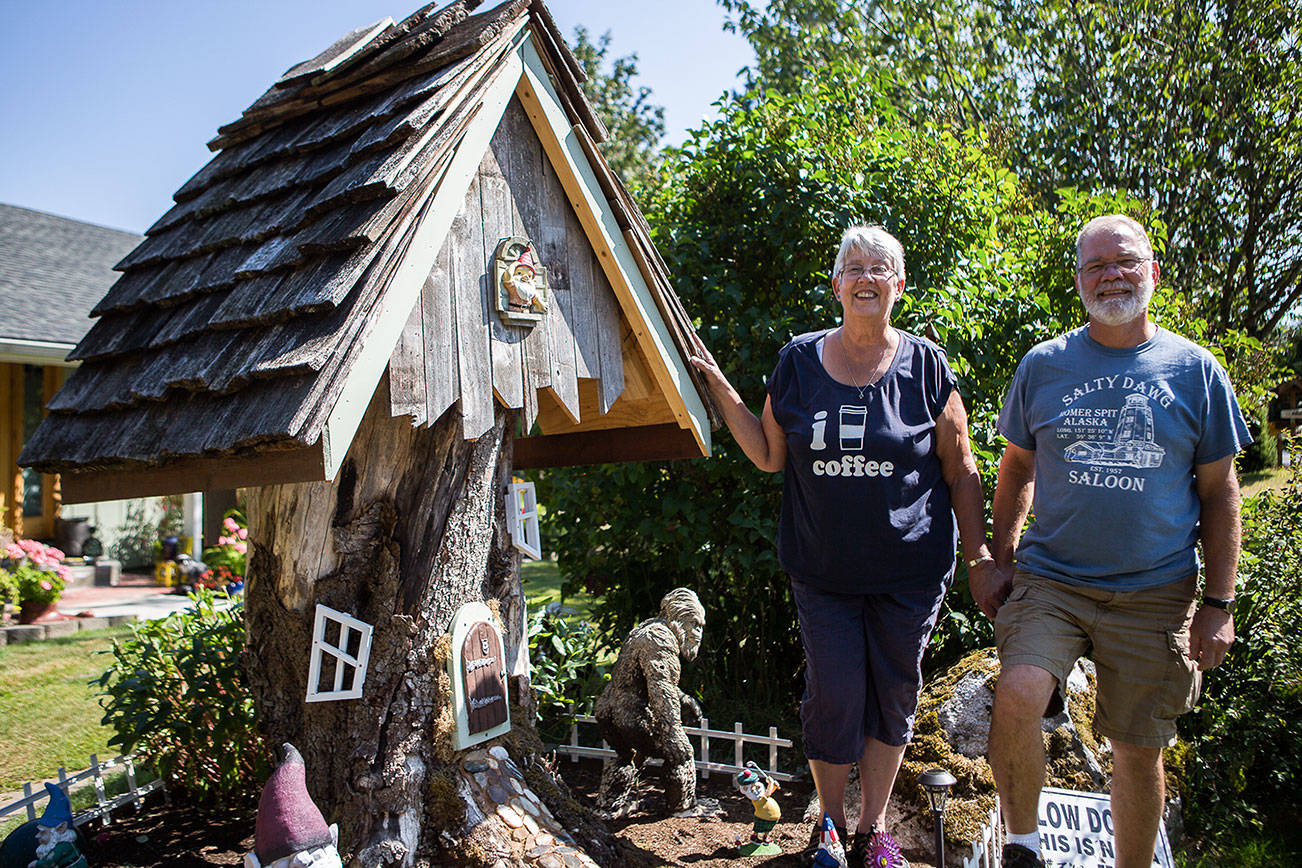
[20,1,713,864]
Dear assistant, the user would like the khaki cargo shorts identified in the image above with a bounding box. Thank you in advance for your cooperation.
[994,569,1200,748]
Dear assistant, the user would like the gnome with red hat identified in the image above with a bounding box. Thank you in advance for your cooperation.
[502,243,547,313]
[244,744,341,868]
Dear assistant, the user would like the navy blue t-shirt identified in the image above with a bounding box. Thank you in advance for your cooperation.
[766,329,958,594]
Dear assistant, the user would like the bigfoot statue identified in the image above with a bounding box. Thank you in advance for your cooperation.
[594,588,707,817]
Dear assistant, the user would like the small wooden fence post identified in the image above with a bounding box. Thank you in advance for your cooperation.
[552,715,796,782]
[0,753,167,829]
[698,717,710,780]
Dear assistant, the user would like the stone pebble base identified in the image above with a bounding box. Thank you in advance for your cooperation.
[462,744,599,868]
[1,614,137,646]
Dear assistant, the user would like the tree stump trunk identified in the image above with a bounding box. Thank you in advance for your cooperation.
[244,378,608,866]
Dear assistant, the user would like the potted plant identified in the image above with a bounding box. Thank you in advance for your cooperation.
[1,539,70,623]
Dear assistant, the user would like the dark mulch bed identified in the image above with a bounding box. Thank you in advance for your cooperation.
[78,800,253,866]
[76,759,816,867]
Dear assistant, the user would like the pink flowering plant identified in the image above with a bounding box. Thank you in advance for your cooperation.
[200,509,247,580]
[0,539,70,607]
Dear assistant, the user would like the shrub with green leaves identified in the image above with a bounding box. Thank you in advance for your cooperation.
[94,589,268,804]
[527,606,611,744]
[1175,446,1302,849]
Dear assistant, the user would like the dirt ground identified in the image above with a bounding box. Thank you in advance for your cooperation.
[72,758,818,867]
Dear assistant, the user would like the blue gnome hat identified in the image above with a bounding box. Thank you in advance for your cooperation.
[37,783,73,829]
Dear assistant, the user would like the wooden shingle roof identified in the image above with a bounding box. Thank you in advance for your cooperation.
[21,0,714,498]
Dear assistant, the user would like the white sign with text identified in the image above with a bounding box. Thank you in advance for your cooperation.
[1037,787,1173,867]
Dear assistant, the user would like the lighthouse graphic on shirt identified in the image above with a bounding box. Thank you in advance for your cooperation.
[1064,393,1166,469]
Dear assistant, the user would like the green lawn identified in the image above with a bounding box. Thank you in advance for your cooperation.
[521,558,595,618]
[0,626,133,793]
[1241,466,1290,499]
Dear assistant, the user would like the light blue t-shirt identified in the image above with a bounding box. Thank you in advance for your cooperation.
[998,326,1251,590]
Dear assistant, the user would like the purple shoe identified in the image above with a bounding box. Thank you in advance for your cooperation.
[850,826,908,868]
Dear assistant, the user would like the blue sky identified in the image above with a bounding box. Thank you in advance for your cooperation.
[0,0,753,234]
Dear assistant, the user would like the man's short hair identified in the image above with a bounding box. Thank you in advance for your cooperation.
[834,225,906,286]
[1075,214,1154,267]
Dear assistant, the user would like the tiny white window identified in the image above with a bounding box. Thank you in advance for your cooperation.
[305,604,374,702]
[506,481,541,560]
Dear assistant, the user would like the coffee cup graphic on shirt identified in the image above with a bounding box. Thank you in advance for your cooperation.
[839,406,867,450]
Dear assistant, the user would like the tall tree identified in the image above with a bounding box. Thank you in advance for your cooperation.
[540,63,1094,724]
[718,0,1302,341]
[568,26,666,193]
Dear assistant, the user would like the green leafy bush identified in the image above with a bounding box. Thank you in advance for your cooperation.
[1175,444,1302,851]
[94,589,269,803]
[527,606,611,744]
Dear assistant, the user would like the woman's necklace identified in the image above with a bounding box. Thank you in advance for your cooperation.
[841,332,891,400]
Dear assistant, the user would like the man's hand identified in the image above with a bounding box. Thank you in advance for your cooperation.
[970,560,1012,621]
[1189,605,1234,671]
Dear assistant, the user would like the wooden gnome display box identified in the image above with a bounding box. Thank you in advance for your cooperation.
[19,1,715,863]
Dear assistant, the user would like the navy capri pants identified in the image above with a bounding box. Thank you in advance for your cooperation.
[791,577,949,763]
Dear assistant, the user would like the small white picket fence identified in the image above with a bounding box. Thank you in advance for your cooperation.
[961,796,1002,868]
[0,753,166,828]
[553,714,797,782]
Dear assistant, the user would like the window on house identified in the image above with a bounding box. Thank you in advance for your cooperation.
[21,365,44,517]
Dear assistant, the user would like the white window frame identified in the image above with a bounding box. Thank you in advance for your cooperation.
[305,604,374,702]
[506,481,541,560]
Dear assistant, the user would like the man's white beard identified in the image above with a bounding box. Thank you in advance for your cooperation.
[1084,279,1153,326]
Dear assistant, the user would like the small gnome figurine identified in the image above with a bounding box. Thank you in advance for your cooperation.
[732,761,781,856]
[502,245,547,313]
[28,783,86,868]
[244,744,342,868]
[813,813,849,868]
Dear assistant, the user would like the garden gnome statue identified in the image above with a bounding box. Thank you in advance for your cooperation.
[244,744,342,868]
[732,762,781,856]
[594,587,708,817]
[28,783,87,868]
[813,813,849,868]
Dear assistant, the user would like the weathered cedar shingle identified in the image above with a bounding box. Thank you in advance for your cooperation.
[23,0,711,478]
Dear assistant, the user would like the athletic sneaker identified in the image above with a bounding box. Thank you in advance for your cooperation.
[1002,843,1046,867]
[850,827,908,868]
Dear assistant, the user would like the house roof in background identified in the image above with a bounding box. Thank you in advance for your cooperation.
[0,203,140,348]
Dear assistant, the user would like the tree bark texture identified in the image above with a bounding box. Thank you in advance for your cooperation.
[245,374,541,866]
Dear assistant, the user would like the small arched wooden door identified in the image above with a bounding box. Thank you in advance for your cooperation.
[462,620,508,734]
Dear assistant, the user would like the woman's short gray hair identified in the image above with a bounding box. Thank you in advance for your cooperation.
[833,225,906,285]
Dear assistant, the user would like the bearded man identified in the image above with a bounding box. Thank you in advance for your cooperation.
[974,214,1251,868]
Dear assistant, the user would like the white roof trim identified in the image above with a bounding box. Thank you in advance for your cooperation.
[0,338,77,367]
[515,36,711,456]
[319,26,529,479]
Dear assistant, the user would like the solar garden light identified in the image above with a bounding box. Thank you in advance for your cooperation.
[918,767,957,867]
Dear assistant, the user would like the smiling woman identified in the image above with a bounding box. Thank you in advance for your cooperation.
[688,224,995,864]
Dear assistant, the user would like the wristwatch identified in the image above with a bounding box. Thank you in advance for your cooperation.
[966,554,994,569]
[1202,596,1236,616]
